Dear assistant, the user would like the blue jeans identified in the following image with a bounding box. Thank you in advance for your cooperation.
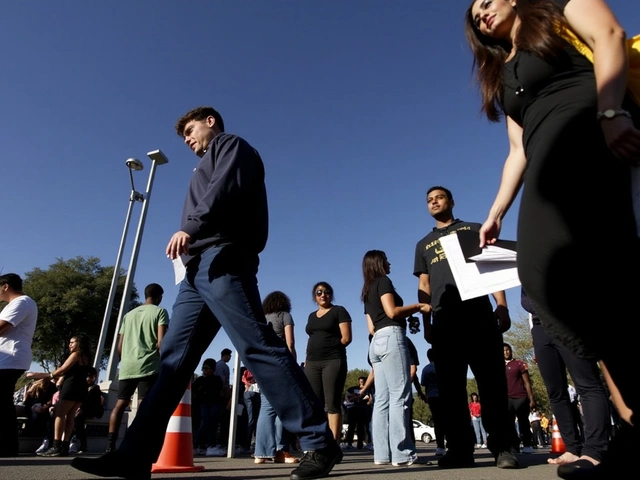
[195,403,222,448]
[243,391,261,448]
[369,326,415,464]
[471,416,486,444]
[118,245,331,465]
[254,392,286,457]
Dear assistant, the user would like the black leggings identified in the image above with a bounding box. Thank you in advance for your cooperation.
[304,358,347,414]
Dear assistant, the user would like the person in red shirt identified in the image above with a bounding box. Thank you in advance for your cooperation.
[504,343,536,454]
[468,393,487,448]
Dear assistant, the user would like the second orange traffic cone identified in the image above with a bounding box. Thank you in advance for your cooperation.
[550,415,566,454]
[152,383,205,473]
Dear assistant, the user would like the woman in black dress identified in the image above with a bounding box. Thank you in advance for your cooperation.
[465,0,640,477]
[27,334,93,456]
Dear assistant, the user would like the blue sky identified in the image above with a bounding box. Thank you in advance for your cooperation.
[3,1,638,380]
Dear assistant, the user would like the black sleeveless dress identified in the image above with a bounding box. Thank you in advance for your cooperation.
[502,38,640,360]
[59,361,89,402]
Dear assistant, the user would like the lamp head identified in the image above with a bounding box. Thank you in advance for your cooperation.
[125,158,144,171]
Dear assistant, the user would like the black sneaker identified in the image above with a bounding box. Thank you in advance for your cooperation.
[496,450,519,469]
[437,452,475,469]
[38,445,63,457]
[290,440,343,480]
[71,451,151,480]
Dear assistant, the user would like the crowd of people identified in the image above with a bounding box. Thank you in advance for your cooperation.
[2,1,638,479]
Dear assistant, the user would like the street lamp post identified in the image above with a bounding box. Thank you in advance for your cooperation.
[93,158,145,371]
[105,150,169,383]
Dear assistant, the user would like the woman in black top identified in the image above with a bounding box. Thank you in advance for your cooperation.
[465,1,640,477]
[27,334,92,457]
[304,281,352,441]
[361,250,430,466]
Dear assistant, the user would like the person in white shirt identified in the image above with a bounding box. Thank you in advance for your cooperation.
[0,273,38,457]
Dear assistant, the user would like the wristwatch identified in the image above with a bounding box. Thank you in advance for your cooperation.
[596,109,632,121]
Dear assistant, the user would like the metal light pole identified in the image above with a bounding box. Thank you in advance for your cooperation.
[105,150,169,383]
[93,158,145,370]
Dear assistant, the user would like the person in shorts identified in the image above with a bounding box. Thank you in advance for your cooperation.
[107,283,169,452]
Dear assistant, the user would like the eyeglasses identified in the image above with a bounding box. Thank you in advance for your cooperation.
[315,289,332,297]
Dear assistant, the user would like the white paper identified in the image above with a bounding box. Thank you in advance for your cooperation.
[172,257,187,285]
[468,245,517,262]
[439,233,521,301]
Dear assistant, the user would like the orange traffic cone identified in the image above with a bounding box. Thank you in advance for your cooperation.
[550,415,566,454]
[152,383,205,473]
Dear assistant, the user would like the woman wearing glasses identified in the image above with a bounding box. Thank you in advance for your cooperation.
[304,282,352,442]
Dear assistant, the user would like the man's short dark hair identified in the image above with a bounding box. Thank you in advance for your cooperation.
[427,186,453,201]
[144,283,164,299]
[203,358,216,369]
[175,106,225,136]
[0,273,23,291]
[87,367,98,377]
[503,342,512,352]
[221,348,232,357]
[426,348,434,362]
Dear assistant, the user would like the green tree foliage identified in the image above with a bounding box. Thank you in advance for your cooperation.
[23,256,138,370]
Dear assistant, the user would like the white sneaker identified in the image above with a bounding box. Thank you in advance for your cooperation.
[35,439,49,454]
[475,443,482,449]
[205,446,226,457]
[481,444,487,449]
[392,453,418,467]
[522,446,534,454]
[435,447,446,456]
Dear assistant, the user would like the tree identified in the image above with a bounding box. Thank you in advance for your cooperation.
[23,256,138,370]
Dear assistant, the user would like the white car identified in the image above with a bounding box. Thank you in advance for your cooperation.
[413,420,435,444]
[342,420,435,444]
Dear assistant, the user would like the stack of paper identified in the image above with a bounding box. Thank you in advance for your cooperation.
[439,230,520,301]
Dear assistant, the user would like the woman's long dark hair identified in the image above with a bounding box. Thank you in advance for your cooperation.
[464,0,567,121]
[361,250,388,303]
[262,291,292,315]
[72,334,93,365]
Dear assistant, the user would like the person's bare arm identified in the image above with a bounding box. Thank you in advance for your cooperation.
[522,370,536,409]
[492,290,511,333]
[157,325,168,350]
[479,116,526,247]
[418,274,433,343]
[284,324,297,362]
[381,293,430,321]
[339,321,352,346]
[117,334,124,359]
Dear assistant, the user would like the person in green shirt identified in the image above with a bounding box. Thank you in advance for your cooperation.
[107,283,169,452]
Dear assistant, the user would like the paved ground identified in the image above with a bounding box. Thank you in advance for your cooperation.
[0,443,563,480]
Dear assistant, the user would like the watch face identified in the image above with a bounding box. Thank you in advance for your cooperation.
[604,110,616,118]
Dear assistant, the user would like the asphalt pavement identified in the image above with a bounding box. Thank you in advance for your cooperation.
[0,443,563,480]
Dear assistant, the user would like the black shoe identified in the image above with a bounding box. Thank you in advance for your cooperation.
[290,440,343,480]
[437,452,475,469]
[38,445,63,457]
[496,450,519,469]
[71,451,151,480]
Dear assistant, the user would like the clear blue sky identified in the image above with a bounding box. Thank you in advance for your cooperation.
[2,1,637,379]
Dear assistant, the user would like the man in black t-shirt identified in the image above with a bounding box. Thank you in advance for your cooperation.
[413,186,517,470]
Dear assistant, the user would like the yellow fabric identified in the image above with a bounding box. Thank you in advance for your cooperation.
[561,27,640,105]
